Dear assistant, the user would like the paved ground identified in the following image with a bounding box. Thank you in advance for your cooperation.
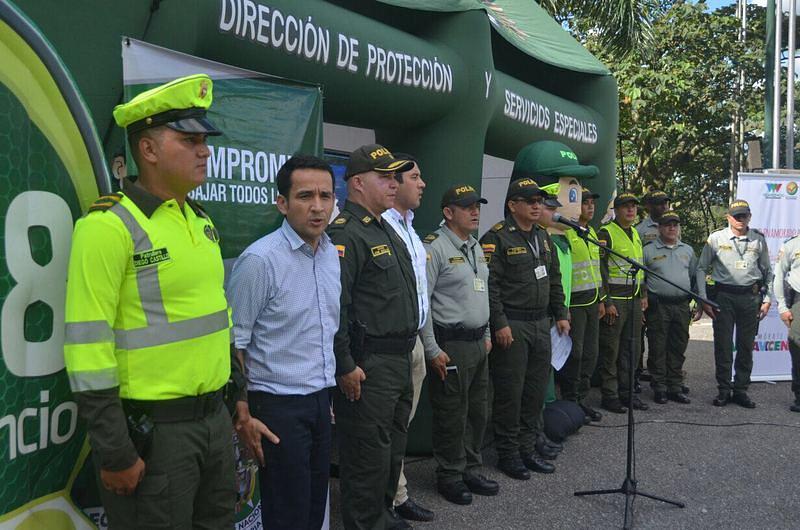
[329,317,800,529]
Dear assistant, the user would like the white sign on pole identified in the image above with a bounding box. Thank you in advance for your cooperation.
[736,172,799,380]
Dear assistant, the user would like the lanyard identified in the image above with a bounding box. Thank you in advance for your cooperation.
[732,236,748,260]
[460,243,478,275]
[525,231,540,260]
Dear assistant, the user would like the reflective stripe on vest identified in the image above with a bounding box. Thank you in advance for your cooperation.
[604,222,644,299]
[566,227,601,305]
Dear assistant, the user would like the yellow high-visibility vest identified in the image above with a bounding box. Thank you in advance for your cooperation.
[64,193,230,400]
[603,221,644,300]
[565,226,602,306]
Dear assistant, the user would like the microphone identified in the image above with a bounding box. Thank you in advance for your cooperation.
[552,213,590,235]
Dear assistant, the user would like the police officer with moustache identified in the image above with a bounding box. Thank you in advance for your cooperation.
[480,179,569,480]
[697,200,772,409]
[327,144,419,530]
[421,184,499,505]
[64,75,249,529]
[598,193,649,414]
[643,211,696,405]
[560,187,606,422]
[774,234,800,412]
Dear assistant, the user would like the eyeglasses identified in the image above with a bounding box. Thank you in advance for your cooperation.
[513,197,544,205]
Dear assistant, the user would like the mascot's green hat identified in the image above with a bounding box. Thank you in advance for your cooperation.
[511,141,598,186]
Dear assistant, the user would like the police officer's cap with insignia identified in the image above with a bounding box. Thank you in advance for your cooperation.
[345,144,414,179]
[112,73,222,136]
[539,183,564,208]
[441,184,488,209]
[658,210,681,225]
[582,187,600,201]
[506,178,547,201]
[613,193,640,208]
[643,190,671,204]
[511,140,599,187]
[728,199,751,217]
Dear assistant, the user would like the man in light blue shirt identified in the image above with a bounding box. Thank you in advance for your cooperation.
[381,153,435,524]
[228,155,340,530]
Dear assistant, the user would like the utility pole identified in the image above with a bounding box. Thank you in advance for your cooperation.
[773,0,783,168]
[787,0,796,168]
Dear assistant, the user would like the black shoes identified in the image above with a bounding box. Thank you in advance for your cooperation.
[580,403,603,422]
[731,393,756,409]
[626,396,649,411]
[497,456,530,480]
[463,473,500,496]
[667,392,691,404]
[394,498,434,522]
[601,398,628,414]
[682,384,691,394]
[790,399,800,413]
[653,391,668,404]
[713,391,732,407]
[387,509,413,529]
[535,435,561,460]
[437,481,472,505]
[520,452,555,474]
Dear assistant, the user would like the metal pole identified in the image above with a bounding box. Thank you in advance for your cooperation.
[773,0,783,168]
[787,0,796,168]
[765,0,776,168]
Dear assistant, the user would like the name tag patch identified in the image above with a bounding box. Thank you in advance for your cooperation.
[507,246,527,256]
[133,248,170,268]
[371,244,391,257]
[449,256,465,264]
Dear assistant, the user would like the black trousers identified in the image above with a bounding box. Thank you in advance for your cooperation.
[249,388,332,530]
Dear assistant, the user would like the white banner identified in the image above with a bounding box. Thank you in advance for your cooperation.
[736,172,800,380]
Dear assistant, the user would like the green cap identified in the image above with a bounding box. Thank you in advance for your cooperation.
[658,210,681,224]
[506,178,546,201]
[614,193,640,208]
[582,187,600,201]
[345,144,414,179]
[113,74,221,136]
[511,141,599,186]
[441,184,488,208]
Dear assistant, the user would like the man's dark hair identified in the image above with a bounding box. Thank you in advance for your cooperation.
[127,127,165,167]
[276,154,335,197]
[392,152,419,183]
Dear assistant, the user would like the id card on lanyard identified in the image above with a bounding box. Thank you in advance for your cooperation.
[526,232,548,280]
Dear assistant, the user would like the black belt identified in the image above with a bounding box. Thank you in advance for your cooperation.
[651,294,690,305]
[433,323,487,343]
[363,334,417,355]
[123,388,223,423]
[504,307,549,322]
[715,283,758,295]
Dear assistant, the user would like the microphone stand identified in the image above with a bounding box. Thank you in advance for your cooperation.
[572,226,718,529]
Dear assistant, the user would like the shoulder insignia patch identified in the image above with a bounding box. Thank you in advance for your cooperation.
[87,192,123,213]
[542,237,550,253]
[361,215,373,225]
[336,244,346,258]
[371,244,391,257]
[423,233,439,243]
[507,246,527,256]
[333,217,348,225]
[491,222,505,232]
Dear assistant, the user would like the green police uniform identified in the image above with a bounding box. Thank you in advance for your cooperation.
[480,215,567,460]
[328,197,420,530]
[643,232,697,395]
[773,236,800,409]
[697,218,773,399]
[598,209,647,407]
[421,224,491,486]
[560,225,604,403]
[64,75,240,529]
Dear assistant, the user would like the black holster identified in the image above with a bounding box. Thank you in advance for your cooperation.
[123,404,154,459]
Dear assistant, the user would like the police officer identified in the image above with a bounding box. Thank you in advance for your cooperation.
[421,184,499,505]
[697,200,773,408]
[598,193,649,413]
[64,74,246,529]
[643,211,696,405]
[560,187,606,422]
[774,235,800,412]
[480,178,569,480]
[327,144,419,530]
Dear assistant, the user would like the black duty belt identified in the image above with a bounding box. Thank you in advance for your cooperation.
[715,283,758,295]
[504,307,549,322]
[363,334,417,355]
[651,294,690,305]
[433,323,487,343]
[123,388,223,423]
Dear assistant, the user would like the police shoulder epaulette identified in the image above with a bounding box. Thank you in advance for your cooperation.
[328,213,349,229]
[490,221,505,233]
[423,233,439,244]
[185,198,208,218]
[643,240,653,247]
[87,192,123,213]
[751,228,764,237]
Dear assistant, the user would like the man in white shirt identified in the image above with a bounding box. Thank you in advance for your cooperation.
[381,154,434,525]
